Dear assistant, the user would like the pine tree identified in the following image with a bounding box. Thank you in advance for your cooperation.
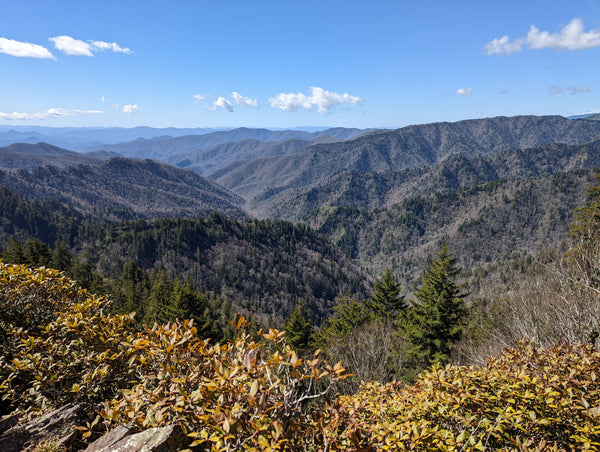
[120,260,150,318]
[570,172,600,243]
[284,302,314,351]
[144,270,177,325]
[1,237,25,264]
[405,244,467,366]
[367,268,406,318]
[51,240,72,272]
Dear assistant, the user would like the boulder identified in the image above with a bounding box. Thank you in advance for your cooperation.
[83,424,187,452]
[0,403,88,452]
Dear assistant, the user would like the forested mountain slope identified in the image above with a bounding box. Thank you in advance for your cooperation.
[96,127,370,160]
[0,142,110,170]
[163,136,343,175]
[79,215,370,325]
[211,115,600,203]
[260,138,600,220]
[0,187,369,326]
[306,169,596,285]
[0,157,246,220]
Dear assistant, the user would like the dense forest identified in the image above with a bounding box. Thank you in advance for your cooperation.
[0,188,369,328]
[2,174,600,450]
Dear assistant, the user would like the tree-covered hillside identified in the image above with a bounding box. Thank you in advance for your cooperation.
[307,169,596,285]
[0,157,246,220]
[212,115,600,204]
[254,137,600,220]
[0,188,370,327]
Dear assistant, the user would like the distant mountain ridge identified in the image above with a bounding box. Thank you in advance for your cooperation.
[0,157,246,220]
[164,136,344,175]
[258,138,600,220]
[0,126,225,150]
[93,127,373,160]
[210,115,600,207]
[0,142,112,170]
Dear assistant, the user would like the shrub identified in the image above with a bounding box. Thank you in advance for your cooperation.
[330,341,600,451]
[101,318,348,451]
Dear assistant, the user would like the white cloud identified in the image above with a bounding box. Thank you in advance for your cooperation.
[208,97,234,112]
[269,92,312,112]
[269,87,362,114]
[0,37,55,59]
[549,85,591,95]
[0,108,103,120]
[527,18,600,51]
[231,92,258,107]
[456,87,473,96]
[101,96,106,102]
[484,36,524,55]
[566,86,591,94]
[486,18,600,55]
[192,94,206,103]
[49,36,94,56]
[122,104,139,114]
[549,86,565,95]
[49,35,132,56]
[89,40,132,54]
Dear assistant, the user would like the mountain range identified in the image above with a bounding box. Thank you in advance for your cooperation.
[208,115,600,212]
[1,113,599,298]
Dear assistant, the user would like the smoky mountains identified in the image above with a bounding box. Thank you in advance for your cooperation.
[208,115,600,208]
[1,114,600,287]
[0,157,246,220]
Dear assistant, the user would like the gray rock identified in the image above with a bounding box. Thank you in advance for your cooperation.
[84,424,186,452]
[0,403,87,452]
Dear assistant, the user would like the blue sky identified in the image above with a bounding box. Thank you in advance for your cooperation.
[1,0,599,129]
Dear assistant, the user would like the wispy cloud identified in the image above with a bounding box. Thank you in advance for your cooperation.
[122,104,139,114]
[549,85,590,95]
[456,87,473,96]
[0,37,55,59]
[484,36,524,56]
[208,97,234,112]
[192,94,206,103]
[88,40,132,54]
[231,92,258,107]
[486,18,600,55]
[0,108,103,120]
[49,35,132,56]
[566,86,591,94]
[269,87,362,114]
[549,86,565,95]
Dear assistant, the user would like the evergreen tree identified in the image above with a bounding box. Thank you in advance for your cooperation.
[314,295,371,349]
[144,270,177,325]
[51,240,72,272]
[1,237,25,264]
[570,172,600,243]
[22,239,52,268]
[119,260,150,318]
[284,302,314,351]
[404,244,467,366]
[367,268,406,318]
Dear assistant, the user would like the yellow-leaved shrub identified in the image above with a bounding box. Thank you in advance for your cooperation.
[329,341,600,451]
[0,261,137,415]
[0,262,349,450]
[4,261,600,451]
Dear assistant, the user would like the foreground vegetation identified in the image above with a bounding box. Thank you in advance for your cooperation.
[1,262,600,450]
